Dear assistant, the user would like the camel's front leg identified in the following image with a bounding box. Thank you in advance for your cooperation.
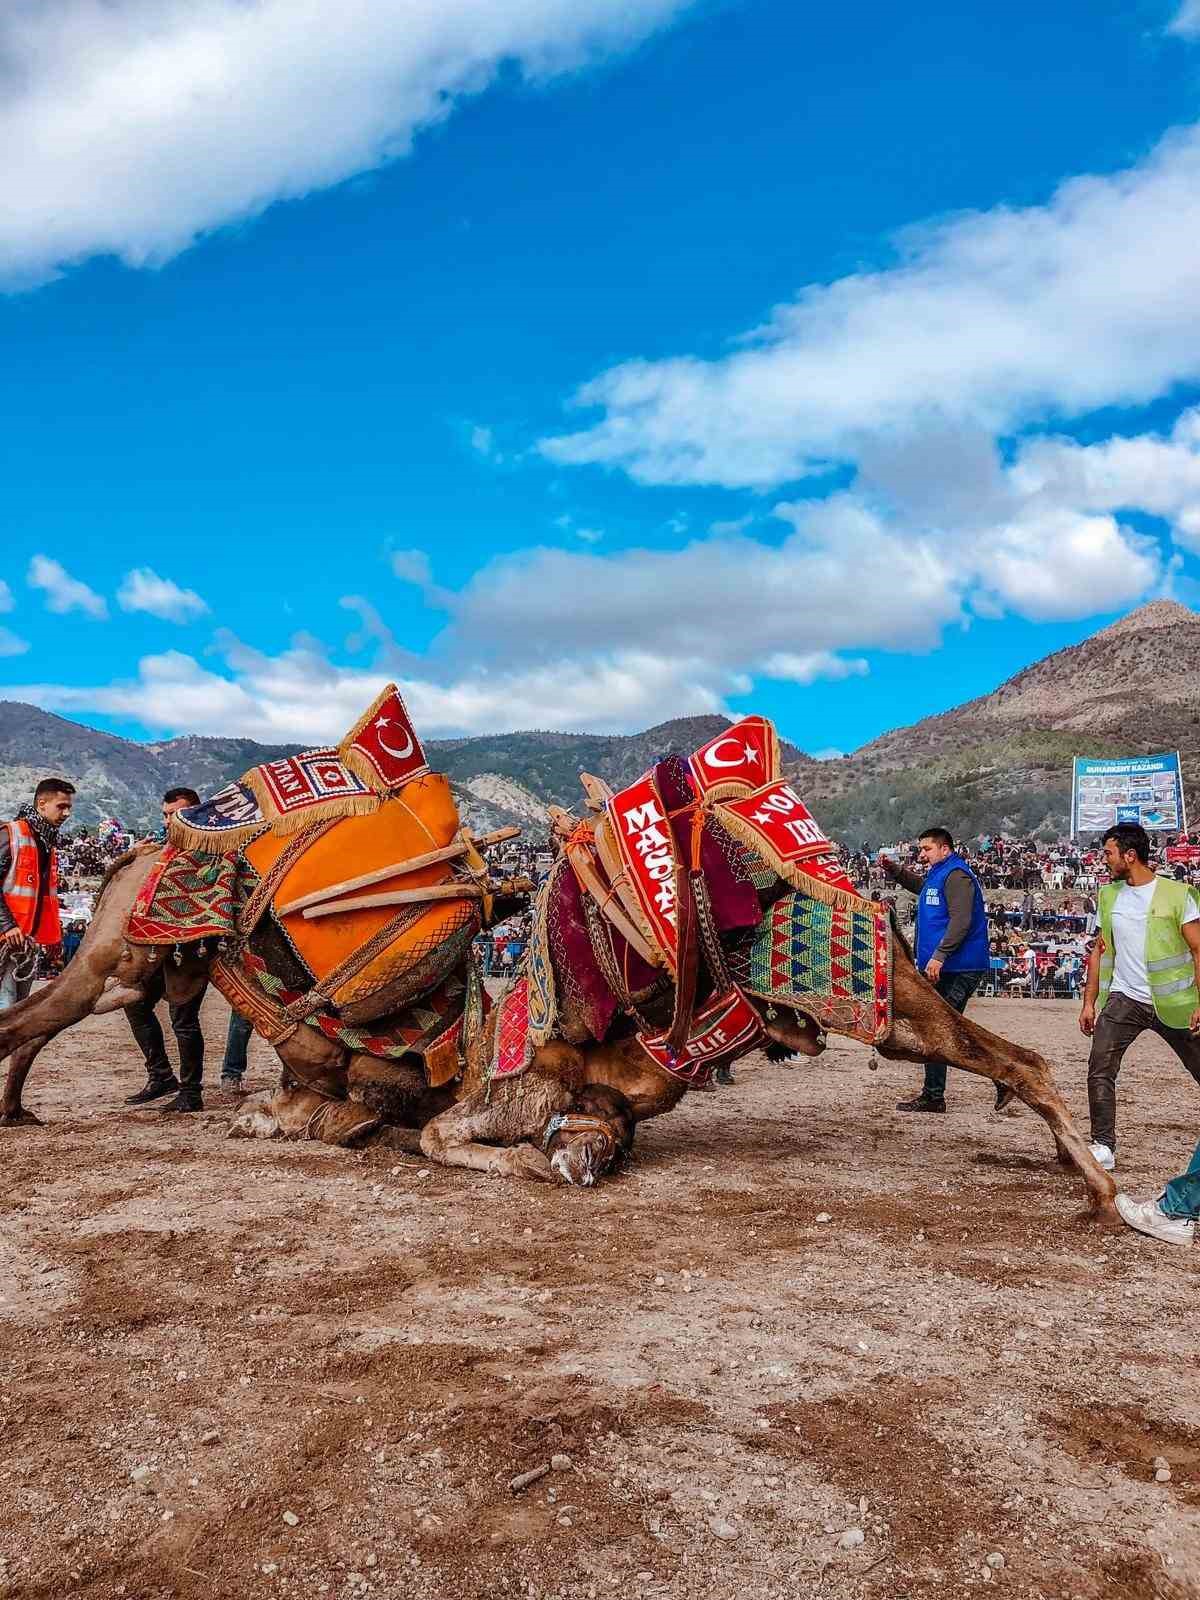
[419,1084,561,1182]
[883,955,1118,1222]
[0,1034,51,1125]
[229,1082,380,1145]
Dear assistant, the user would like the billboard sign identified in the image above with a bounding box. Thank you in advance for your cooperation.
[1071,752,1187,837]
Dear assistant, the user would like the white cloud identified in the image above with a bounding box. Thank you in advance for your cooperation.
[1170,0,1200,36]
[117,566,208,622]
[1011,406,1200,554]
[760,651,869,685]
[0,0,692,290]
[0,628,29,658]
[26,555,108,619]
[969,507,1160,621]
[8,638,738,741]
[573,527,604,544]
[542,123,1200,489]
[0,580,12,613]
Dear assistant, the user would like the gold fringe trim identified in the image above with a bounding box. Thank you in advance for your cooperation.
[340,744,430,797]
[337,682,431,796]
[168,816,267,856]
[526,862,559,1049]
[713,803,876,914]
[241,766,379,836]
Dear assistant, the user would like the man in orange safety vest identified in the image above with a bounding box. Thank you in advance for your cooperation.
[0,777,75,1015]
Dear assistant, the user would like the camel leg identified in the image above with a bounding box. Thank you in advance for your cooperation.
[0,1034,51,1126]
[883,956,1118,1221]
[228,1082,379,1145]
[419,1081,563,1182]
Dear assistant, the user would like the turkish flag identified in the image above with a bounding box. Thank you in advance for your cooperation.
[340,685,430,793]
[687,715,780,800]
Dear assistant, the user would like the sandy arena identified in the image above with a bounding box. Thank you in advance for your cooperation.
[2,993,1198,1600]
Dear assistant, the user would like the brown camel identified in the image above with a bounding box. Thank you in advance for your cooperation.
[0,849,1118,1221]
[232,939,1116,1220]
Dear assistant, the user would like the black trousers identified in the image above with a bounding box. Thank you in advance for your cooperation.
[922,969,985,1097]
[125,966,207,1090]
[1087,991,1200,1152]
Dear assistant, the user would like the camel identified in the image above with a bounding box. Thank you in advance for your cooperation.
[0,844,1119,1221]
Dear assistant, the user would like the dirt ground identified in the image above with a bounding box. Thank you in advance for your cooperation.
[2,991,1200,1600]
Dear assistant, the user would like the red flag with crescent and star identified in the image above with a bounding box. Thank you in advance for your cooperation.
[687,715,781,802]
[339,683,431,795]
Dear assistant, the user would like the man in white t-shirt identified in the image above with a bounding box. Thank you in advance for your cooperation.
[1079,825,1200,1193]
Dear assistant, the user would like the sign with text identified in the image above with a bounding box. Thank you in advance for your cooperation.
[1071,752,1187,838]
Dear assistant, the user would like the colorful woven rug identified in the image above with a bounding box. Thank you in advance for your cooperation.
[243,747,378,836]
[239,946,469,1063]
[128,846,238,945]
[730,888,891,1045]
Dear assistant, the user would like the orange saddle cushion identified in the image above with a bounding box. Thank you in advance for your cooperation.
[244,773,477,1011]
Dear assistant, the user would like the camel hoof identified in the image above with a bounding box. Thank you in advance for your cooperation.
[1074,1202,1124,1232]
[507,1143,557,1183]
[0,1108,43,1127]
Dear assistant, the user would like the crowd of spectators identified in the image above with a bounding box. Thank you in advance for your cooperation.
[34,811,1200,1003]
[841,830,1200,1001]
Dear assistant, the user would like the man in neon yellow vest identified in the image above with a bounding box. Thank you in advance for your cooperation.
[1079,824,1200,1202]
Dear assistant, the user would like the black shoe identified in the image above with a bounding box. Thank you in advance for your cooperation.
[125,1076,180,1106]
[159,1092,203,1114]
[896,1093,946,1113]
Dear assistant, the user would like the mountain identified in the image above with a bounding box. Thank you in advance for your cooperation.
[1,600,1195,844]
[798,599,1200,843]
[0,706,794,838]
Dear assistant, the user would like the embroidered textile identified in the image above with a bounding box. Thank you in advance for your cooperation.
[637,985,765,1088]
[339,682,431,794]
[686,716,780,802]
[731,890,892,1045]
[170,782,267,855]
[491,976,534,1082]
[526,861,558,1047]
[715,779,860,906]
[243,747,377,836]
[127,846,238,945]
[606,769,681,970]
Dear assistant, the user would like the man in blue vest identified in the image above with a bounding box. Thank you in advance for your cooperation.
[880,827,993,1113]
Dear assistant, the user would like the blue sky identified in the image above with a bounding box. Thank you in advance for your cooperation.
[3,0,1200,757]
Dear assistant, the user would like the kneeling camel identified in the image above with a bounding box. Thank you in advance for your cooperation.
[0,848,1118,1221]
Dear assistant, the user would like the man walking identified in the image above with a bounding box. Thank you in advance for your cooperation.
[1079,824,1200,1173]
[124,787,209,1114]
[880,827,993,1113]
[1,779,75,1020]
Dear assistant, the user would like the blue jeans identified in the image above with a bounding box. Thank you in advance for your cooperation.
[922,969,985,1097]
[221,1012,253,1080]
[1162,1139,1200,1220]
[0,962,34,1013]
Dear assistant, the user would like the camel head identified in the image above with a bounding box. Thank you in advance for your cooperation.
[541,1085,635,1187]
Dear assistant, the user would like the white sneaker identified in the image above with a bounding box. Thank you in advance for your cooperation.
[1088,1142,1116,1171]
[1115,1193,1195,1248]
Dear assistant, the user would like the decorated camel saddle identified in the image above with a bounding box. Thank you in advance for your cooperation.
[126,687,524,1083]
[484,717,891,1094]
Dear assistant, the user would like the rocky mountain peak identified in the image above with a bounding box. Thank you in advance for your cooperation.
[1094,599,1199,639]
